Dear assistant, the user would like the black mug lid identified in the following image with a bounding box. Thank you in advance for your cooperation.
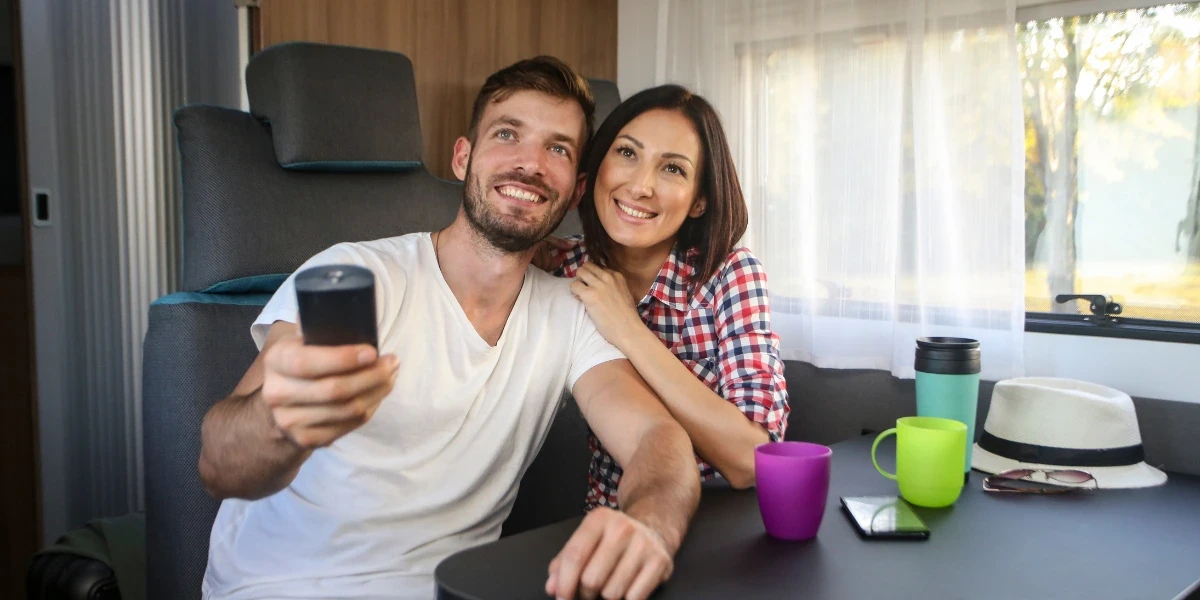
[916,337,979,350]
[915,337,981,374]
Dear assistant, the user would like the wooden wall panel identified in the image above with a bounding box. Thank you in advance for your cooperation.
[256,0,618,180]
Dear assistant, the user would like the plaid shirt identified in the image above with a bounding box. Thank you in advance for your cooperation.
[551,237,790,509]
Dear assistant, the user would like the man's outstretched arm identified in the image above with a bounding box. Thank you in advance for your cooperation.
[546,359,700,600]
[198,321,397,500]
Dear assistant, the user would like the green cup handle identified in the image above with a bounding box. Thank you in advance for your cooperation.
[872,428,898,481]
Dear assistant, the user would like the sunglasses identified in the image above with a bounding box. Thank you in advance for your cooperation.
[982,468,1097,494]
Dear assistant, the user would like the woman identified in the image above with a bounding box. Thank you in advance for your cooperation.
[537,84,790,509]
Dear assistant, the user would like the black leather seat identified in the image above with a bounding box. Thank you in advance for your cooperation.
[26,554,121,600]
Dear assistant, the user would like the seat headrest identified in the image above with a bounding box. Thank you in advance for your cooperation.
[246,42,423,172]
[173,105,461,293]
[589,79,621,127]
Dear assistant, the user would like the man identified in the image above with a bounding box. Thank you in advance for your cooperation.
[198,56,700,600]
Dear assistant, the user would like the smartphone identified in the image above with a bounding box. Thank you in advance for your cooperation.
[840,495,930,540]
[295,264,378,348]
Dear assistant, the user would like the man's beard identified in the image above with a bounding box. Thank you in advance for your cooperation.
[462,162,571,253]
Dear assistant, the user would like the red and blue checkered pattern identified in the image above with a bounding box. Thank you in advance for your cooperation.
[552,236,791,509]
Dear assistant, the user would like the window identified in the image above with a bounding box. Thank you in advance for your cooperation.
[1019,3,1200,329]
[733,1,1199,357]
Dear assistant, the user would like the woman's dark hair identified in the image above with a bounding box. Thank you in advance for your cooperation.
[577,84,748,287]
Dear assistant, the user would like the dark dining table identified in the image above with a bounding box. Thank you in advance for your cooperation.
[436,434,1200,599]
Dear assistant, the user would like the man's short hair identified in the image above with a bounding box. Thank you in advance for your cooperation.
[467,56,595,149]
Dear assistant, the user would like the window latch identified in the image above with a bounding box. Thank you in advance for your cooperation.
[1054,294,1123,324]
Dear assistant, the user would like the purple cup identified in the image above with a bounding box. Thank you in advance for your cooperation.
[755,442,832,541]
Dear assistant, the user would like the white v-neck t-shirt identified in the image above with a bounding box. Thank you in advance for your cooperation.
[202,232,625,600]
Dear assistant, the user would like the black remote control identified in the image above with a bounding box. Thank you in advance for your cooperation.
[295,264,378,348]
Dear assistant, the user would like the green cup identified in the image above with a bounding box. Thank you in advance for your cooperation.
[871,417,968,508]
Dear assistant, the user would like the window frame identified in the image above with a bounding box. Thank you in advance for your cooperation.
[1025,313,1200,344]
[1017,0,1200,344]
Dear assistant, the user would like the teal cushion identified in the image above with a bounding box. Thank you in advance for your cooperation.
[282,160,422,172]
[198,274,287,295]
[152,292,273,307]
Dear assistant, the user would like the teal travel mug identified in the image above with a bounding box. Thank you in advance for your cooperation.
[914,337,980,480]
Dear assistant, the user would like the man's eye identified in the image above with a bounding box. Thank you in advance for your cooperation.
[497,130,514,140]
[552,145,569,156]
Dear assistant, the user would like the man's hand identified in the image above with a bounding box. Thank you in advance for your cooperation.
[545,507,674,600]
[262,332,399,449]
[531,235,572,272]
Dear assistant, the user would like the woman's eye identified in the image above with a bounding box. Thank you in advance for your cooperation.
[616,146,635,159]
[666,163,687,177]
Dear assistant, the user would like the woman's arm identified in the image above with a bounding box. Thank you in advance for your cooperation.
[617,325,773,488]
[571,251,790,489]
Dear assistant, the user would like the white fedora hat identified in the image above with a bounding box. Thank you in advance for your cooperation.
[972,377,1167,489]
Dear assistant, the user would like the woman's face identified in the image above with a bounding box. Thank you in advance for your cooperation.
[592,109,705,253]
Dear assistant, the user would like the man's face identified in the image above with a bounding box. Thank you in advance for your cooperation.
[451,90,587,253]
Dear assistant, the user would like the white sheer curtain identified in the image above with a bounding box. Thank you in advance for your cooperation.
[654,0,1026,380]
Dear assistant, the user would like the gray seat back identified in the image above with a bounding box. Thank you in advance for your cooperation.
[144,43,461,599]
[590,78,622,128]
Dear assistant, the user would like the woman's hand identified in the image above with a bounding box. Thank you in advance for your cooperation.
[531,235,572,272]
[571,263,645,349]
